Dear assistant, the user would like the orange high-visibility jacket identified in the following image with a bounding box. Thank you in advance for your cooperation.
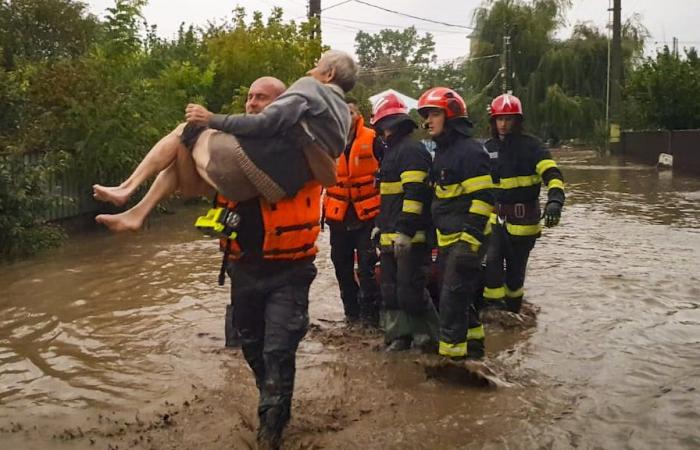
[323,117,380,222]
[216,181,322,260]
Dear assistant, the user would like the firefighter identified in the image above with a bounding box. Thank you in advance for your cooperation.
[323,98,381,326]
[371,93,439,352]
[417,87,495,360]
[483,93,565,314]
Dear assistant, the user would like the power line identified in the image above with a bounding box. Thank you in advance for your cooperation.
[359,54,500,76]
[322,0,354,11]
[323,16,471,34]
[351,0,474,30]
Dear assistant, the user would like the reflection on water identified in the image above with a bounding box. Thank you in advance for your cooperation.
[0,217,230,415]
[1,149,699,448]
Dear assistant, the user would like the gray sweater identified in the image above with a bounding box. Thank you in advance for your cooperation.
[209,77,350,159]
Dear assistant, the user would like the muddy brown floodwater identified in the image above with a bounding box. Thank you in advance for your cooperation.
[1,149,699,449]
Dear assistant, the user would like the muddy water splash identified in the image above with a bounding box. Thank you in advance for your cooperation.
[1,150,699,448]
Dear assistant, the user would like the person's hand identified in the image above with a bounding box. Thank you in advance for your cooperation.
[393,233,412,258]
[185,104,213,126]
[544,201,562,227]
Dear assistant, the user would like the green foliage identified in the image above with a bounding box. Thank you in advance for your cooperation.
[204,7,324,112]
[0,1,322,259]
[0,0,100,69]
[353,26,437,99]
[0,151,65,260]
[624,47,700,130]
[464,0,645,142]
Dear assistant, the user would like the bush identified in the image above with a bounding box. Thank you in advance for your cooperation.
[0,152,65,259]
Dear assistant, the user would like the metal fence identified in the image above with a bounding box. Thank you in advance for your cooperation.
[620,129,700,176]
[21,152,100,221]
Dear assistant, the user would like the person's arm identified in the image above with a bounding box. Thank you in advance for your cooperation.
[461,147,496,247]
[208,95,310,137]
[395,144,432,238]
[534,142,565,205]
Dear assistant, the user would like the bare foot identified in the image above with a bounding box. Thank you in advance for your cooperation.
[95,211,144,232]
[93,184,132,207]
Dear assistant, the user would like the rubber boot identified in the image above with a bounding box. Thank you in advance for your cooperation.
[385,337,411,352]
[481,298,508,311]
[466,338,485,360]
[506,296,523,314]
[256,405,287,450]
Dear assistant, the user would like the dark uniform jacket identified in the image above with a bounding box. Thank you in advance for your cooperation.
[432,128,495,252]
[377,133,432,247]
[485,133,565,237]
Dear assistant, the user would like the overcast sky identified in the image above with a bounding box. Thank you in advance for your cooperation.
[84,0,699,61]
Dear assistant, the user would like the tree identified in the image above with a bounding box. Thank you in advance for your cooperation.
[464,0,645,141]
[353,26,436,98]
[625,47,700,130]
[0,0,100,69]
[204,7,323,113]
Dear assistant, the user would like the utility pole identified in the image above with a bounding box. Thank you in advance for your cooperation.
[672,37,679,57]
[608,0,622,153]
[501,34,513,93]
[308,0,321,41]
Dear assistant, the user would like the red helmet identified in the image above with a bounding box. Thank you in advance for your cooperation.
[370,93,408,126]
[417,87,467,119]
[489,93,523,117]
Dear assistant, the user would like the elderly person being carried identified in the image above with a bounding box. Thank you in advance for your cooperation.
[92,50,357,232]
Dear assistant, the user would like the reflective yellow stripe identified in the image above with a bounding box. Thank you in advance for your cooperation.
[489,213,497,224]
[536,159,558,176]
[400,170,428,184]
[483,286,505,299]
[380,181,403,195]
[506,222,541,236]
[505,286,524,298]
[436,230,481,251]
[402,199,423,214]
[469,199,493,217]
[548,178,565,190]
[439,341,466,357]
[462,174,495,193]
[467,325,485,341]
[499,174,541,189]
[484,221,492,236]
[379,231,427,246]
[434,183,462,199]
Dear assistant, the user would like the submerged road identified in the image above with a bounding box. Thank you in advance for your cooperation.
[1,149,699,449]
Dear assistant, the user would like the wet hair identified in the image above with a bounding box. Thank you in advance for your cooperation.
[490,116,523,139]
[319,50,359,93]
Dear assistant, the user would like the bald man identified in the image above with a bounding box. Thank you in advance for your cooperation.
[213,77,323,449]
[224,77,286,348]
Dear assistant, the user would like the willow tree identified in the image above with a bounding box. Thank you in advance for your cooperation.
[465,0,645,142]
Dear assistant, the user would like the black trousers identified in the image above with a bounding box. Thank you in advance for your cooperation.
[329,221,380,321]
[380,243,439,344]
[230,259,317,436]
[484,224,536,312]
[436,242,484,358]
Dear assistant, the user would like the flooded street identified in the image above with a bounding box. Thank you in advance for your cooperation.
[1,149,699,449]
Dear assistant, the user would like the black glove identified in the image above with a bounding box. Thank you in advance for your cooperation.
[544,201,562,228]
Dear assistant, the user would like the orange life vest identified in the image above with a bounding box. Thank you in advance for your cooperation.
[323,117,380,222]
[216,181,322,261]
